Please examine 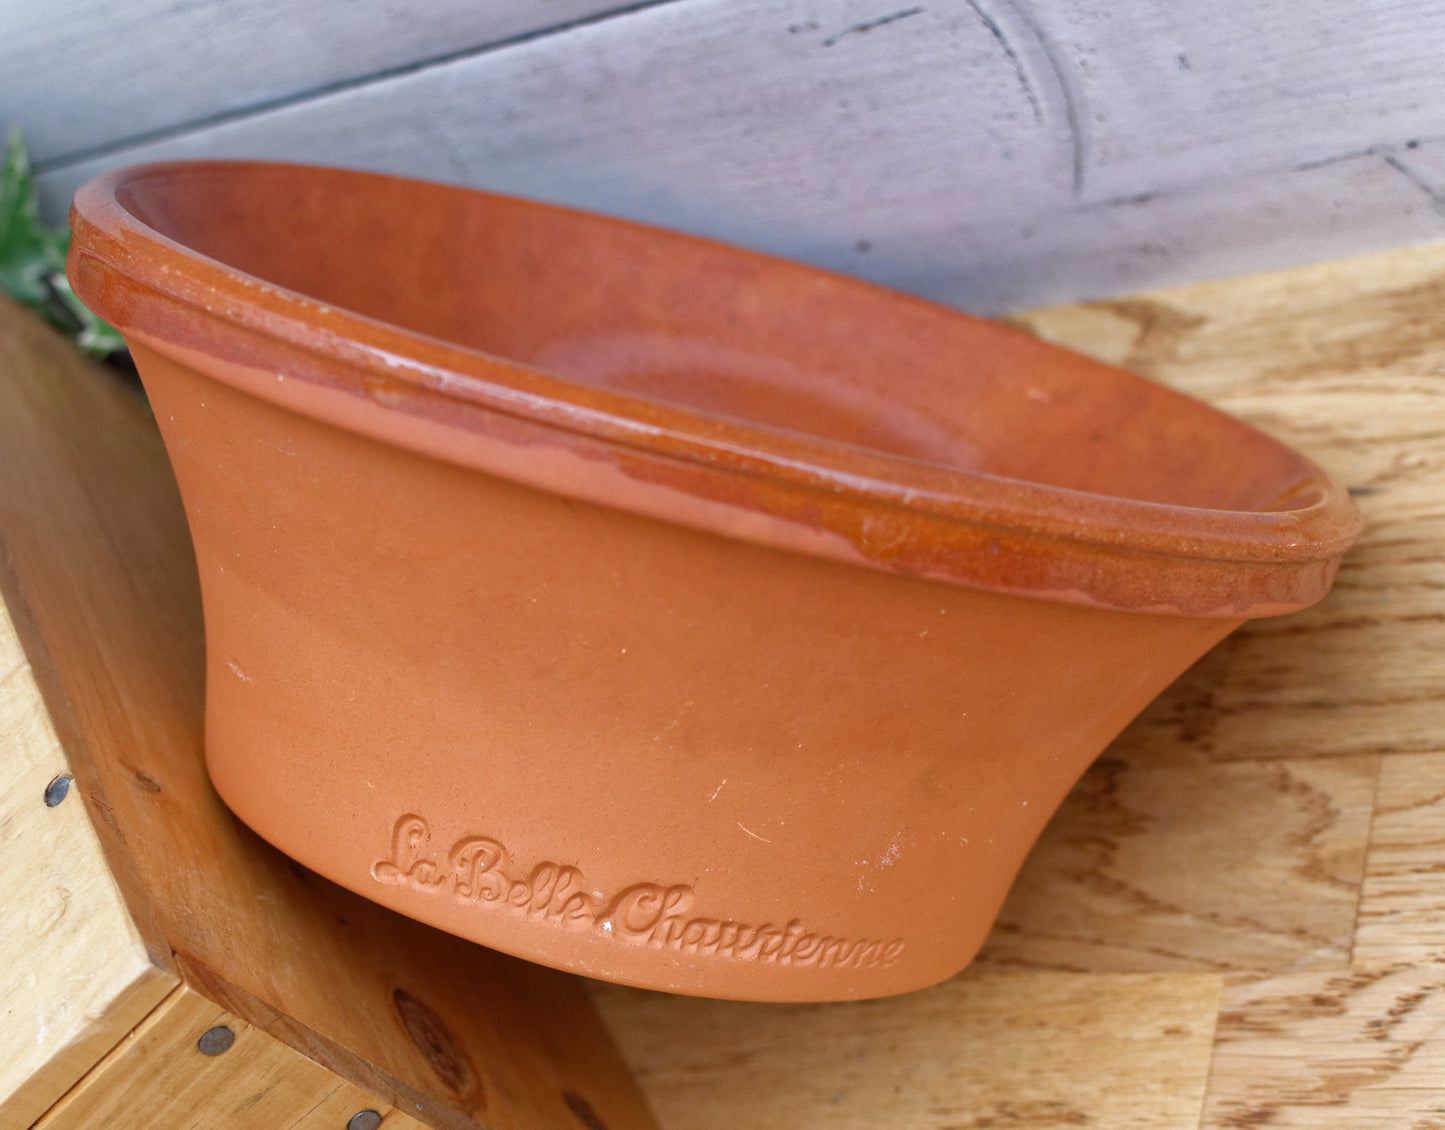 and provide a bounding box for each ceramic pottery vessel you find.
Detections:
[69,162,1360,1001]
